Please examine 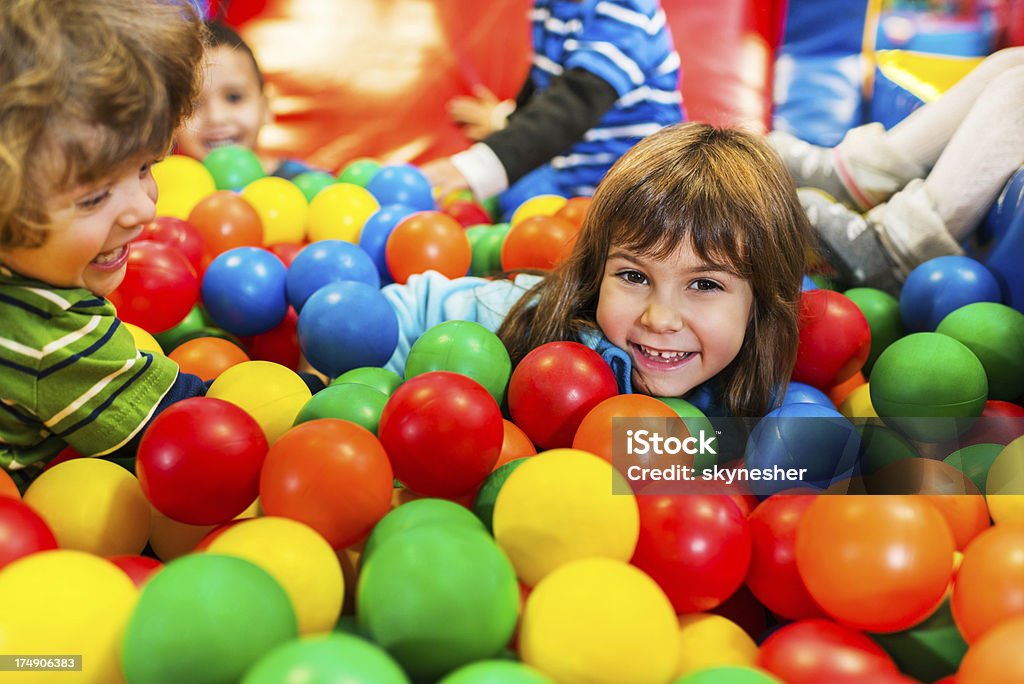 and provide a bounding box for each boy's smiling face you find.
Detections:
[175,45,270,161]
[0,155,158,296]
